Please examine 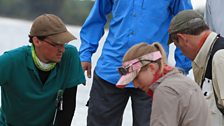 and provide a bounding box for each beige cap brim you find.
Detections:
[116,71,138,88]
[47,31,76,44]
